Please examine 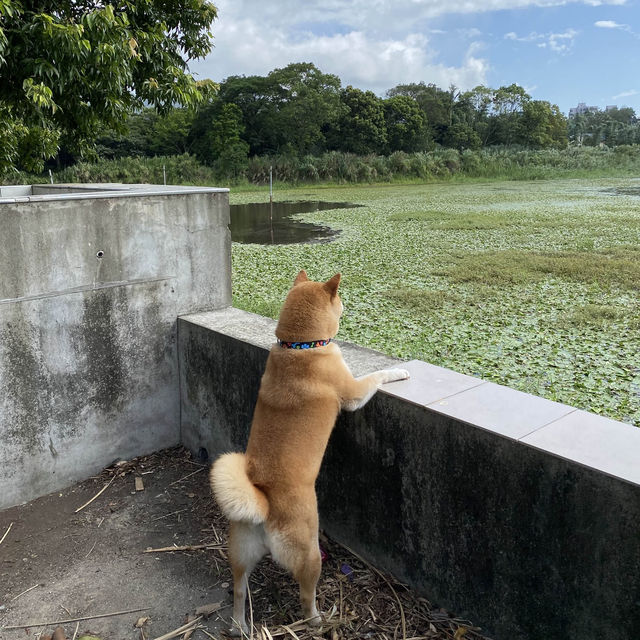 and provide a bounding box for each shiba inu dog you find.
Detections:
[210,270,409,635]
